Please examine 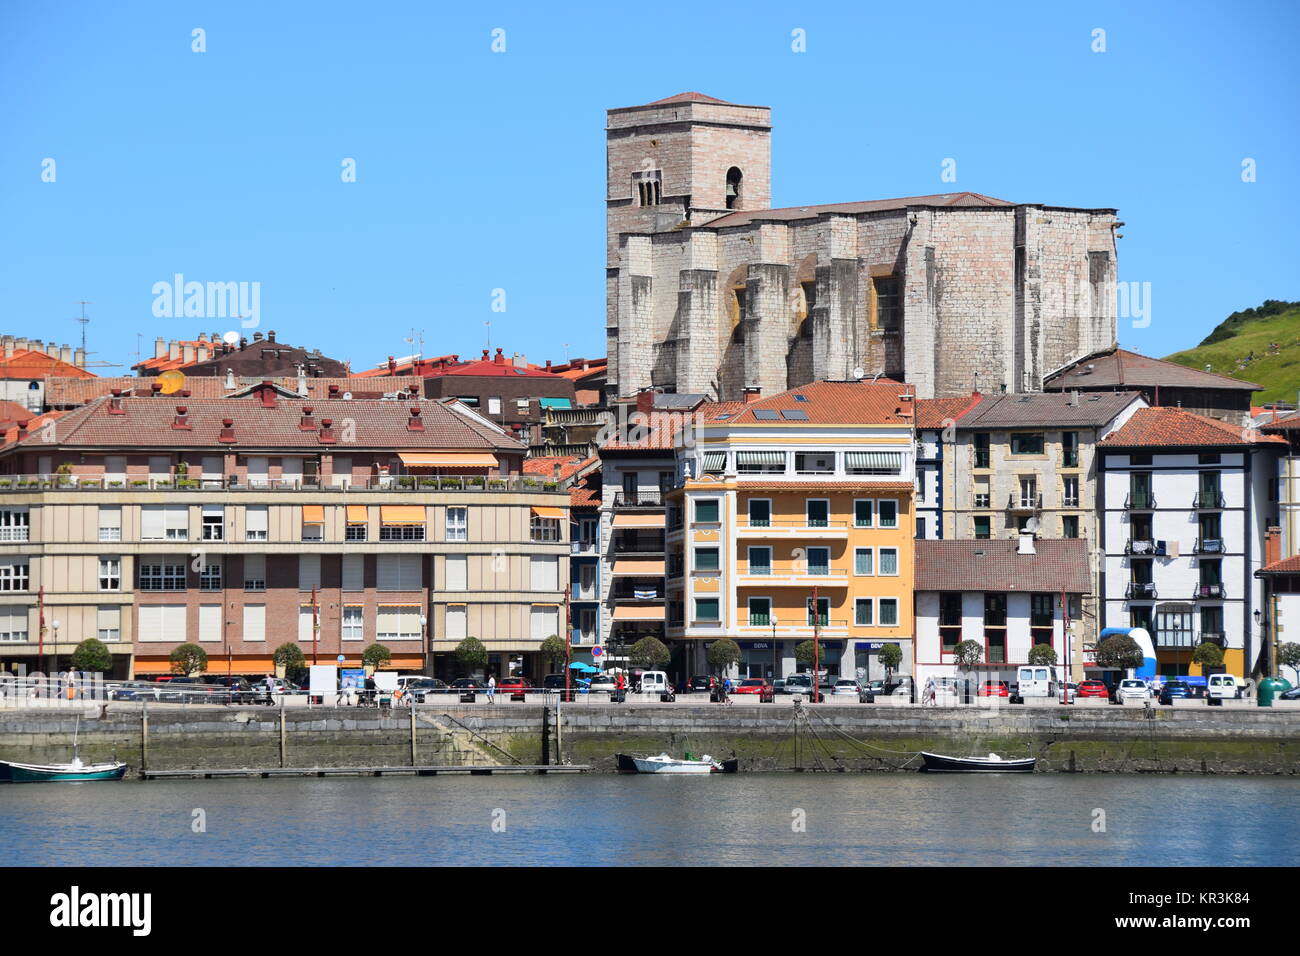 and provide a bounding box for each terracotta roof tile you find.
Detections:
[0,350,95,380]
[1100,406,1285,448]
[1045,347,1261,392]
[523,455,598,481]
[916,539,1091,592]
[1259,555,1300,575]
[700,381,917,427]
[915,393,983,429]
[44,375,424,407]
